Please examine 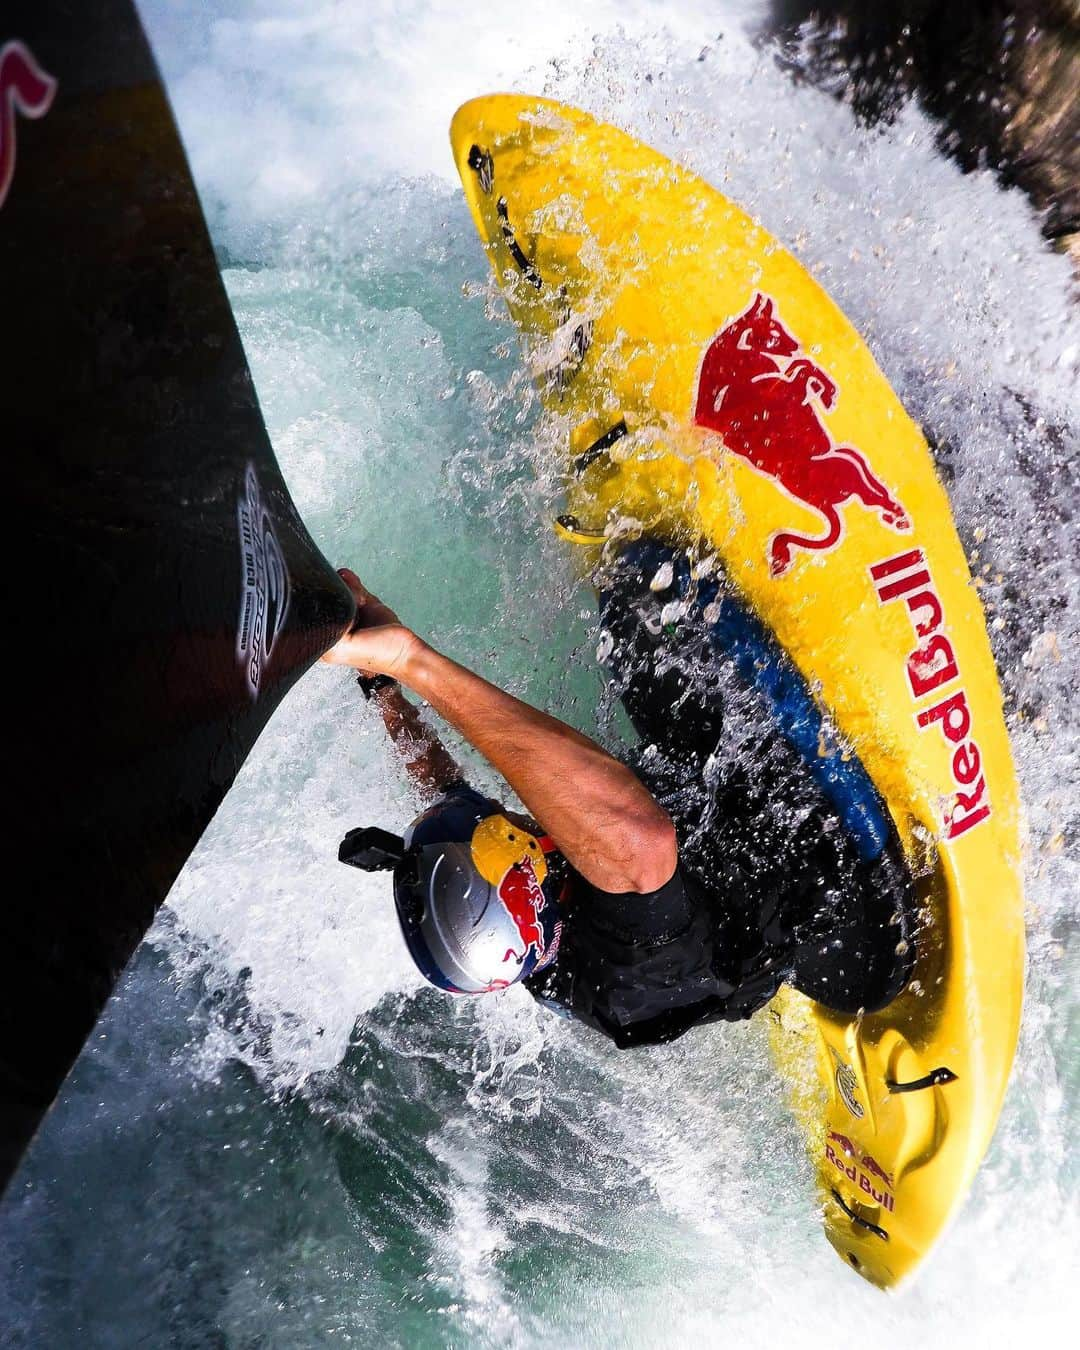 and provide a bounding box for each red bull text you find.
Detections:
[871,549,992,839]
[694,292,909,576]
[0,41,57,211]
[825,1132,896,1210]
